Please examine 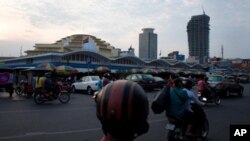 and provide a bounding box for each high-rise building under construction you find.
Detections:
[187,13,210,64]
